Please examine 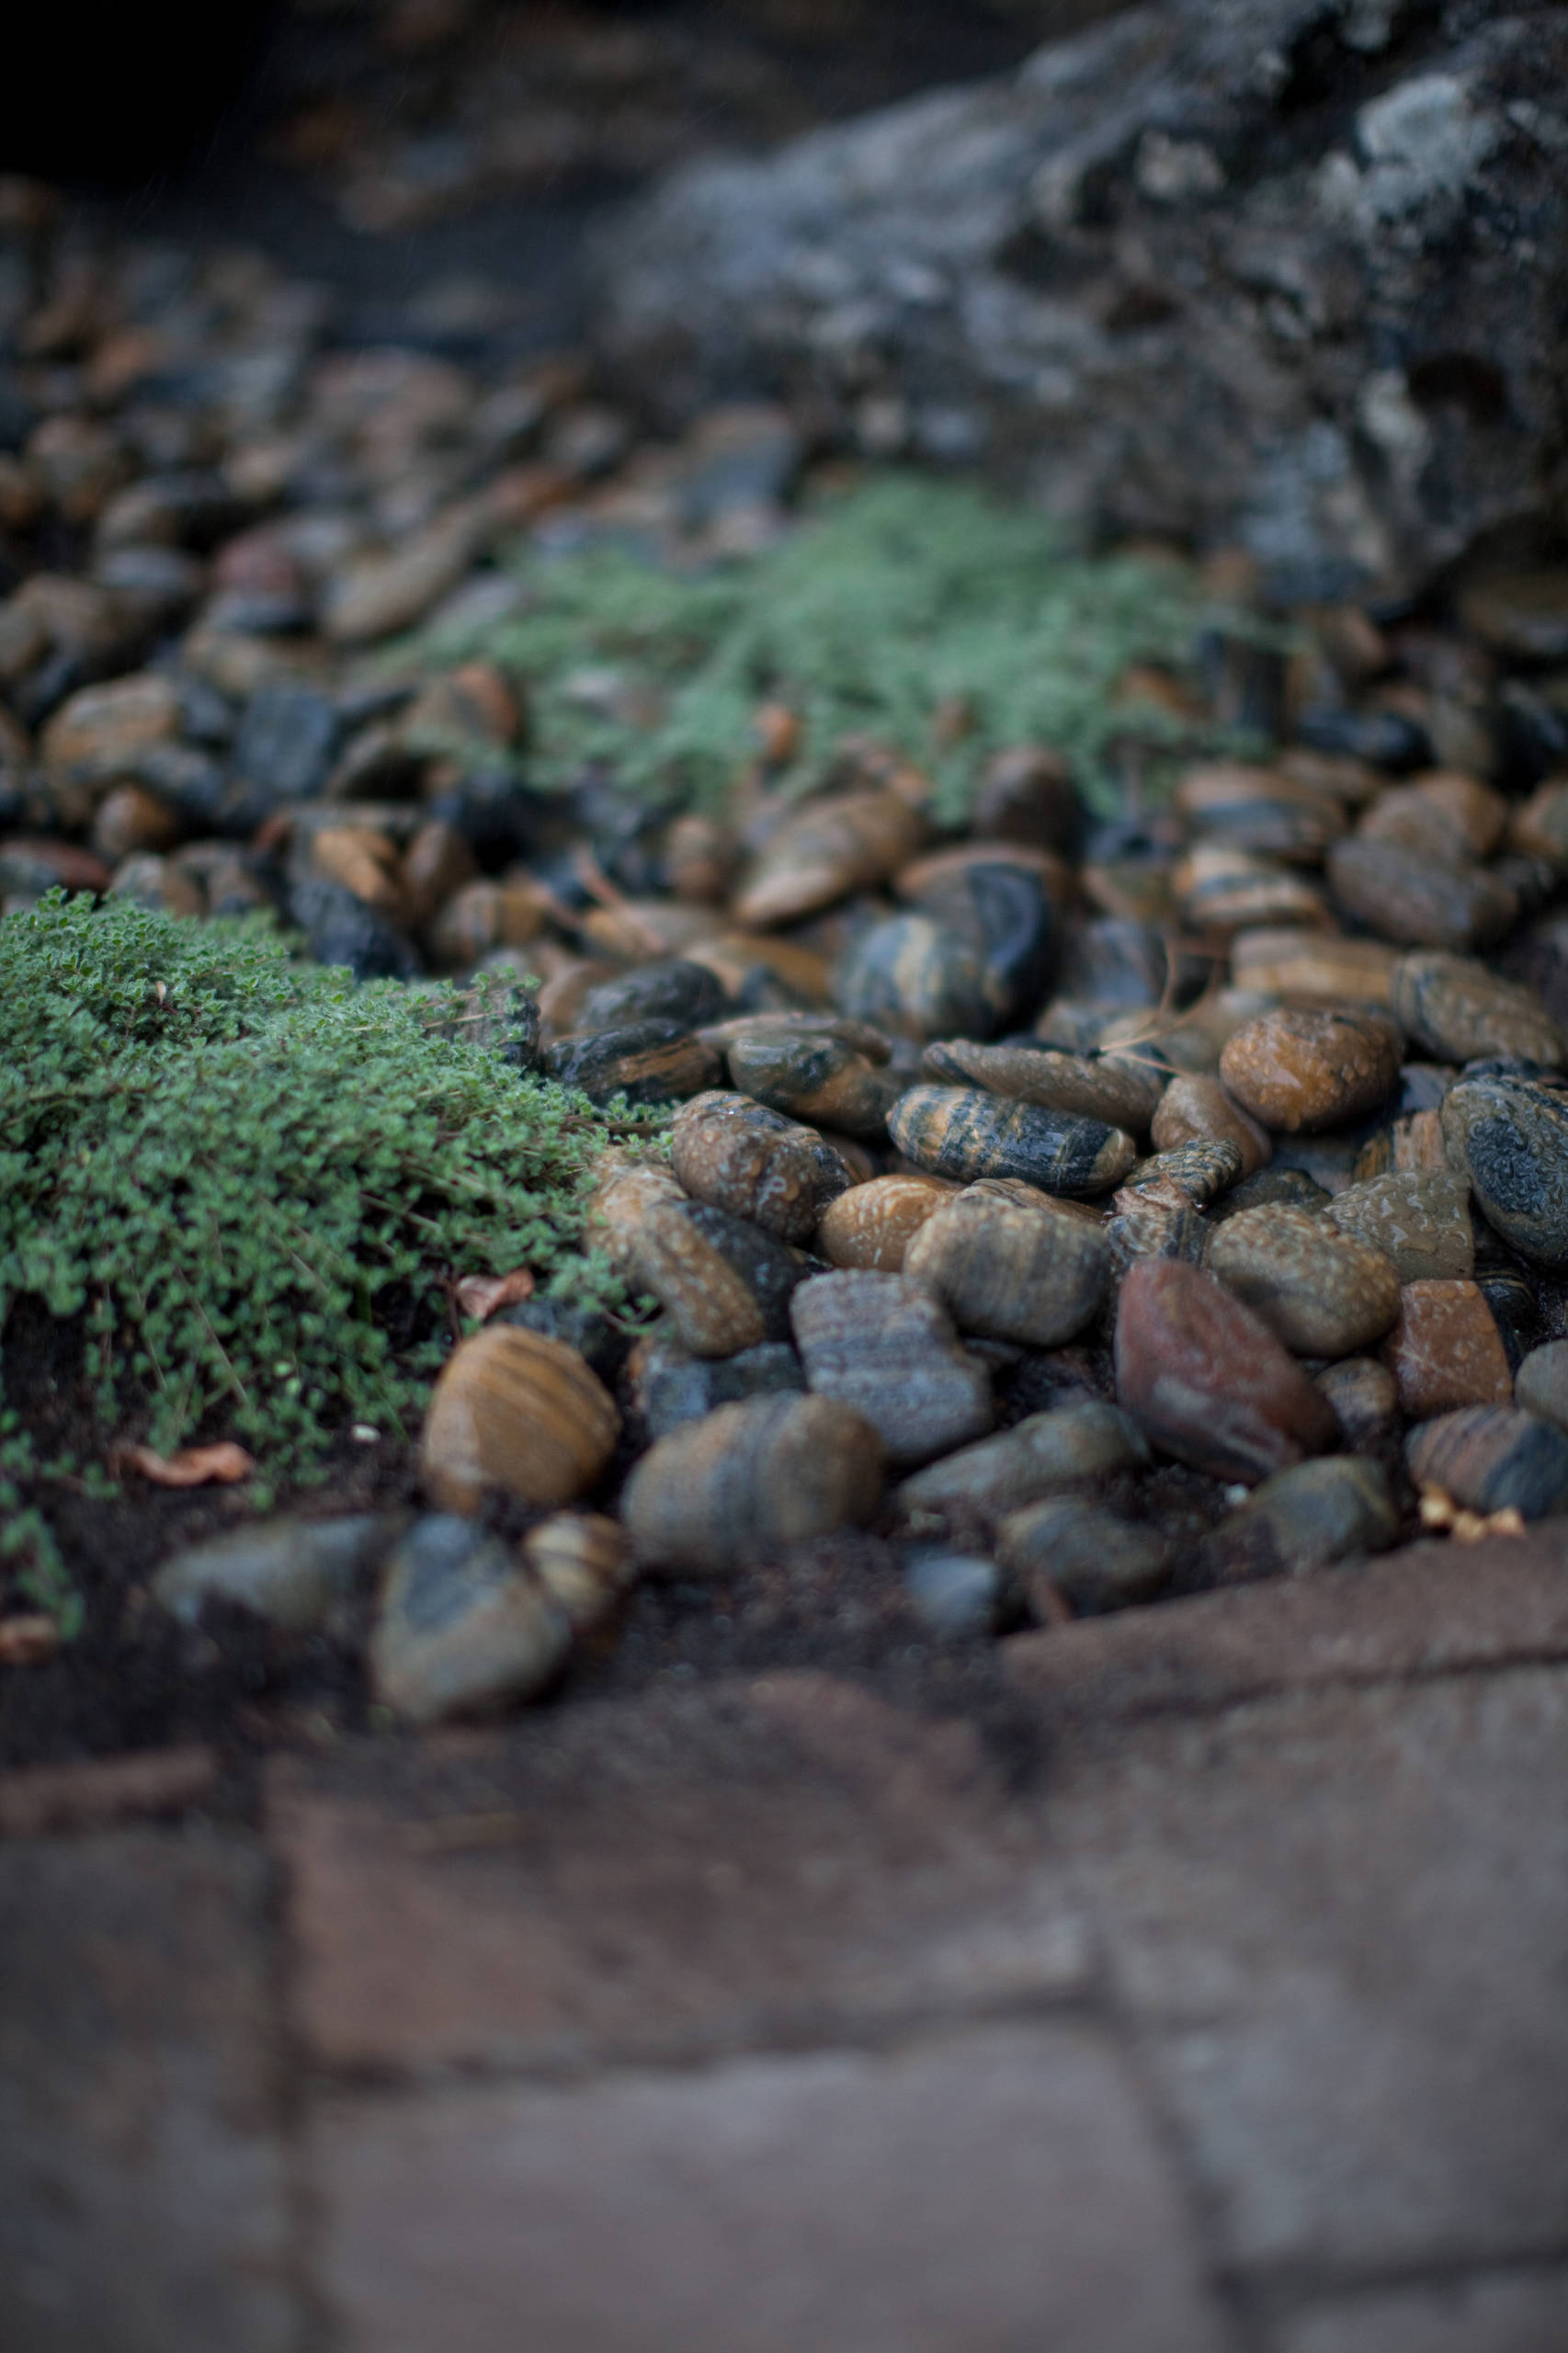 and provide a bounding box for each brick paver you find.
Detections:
[268,1671,1090,2076]
[1002,1526,1568,1725]
[1047,1668,1568,2288]
[0,1828,298,2353]
[309,2021,1231,2353]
